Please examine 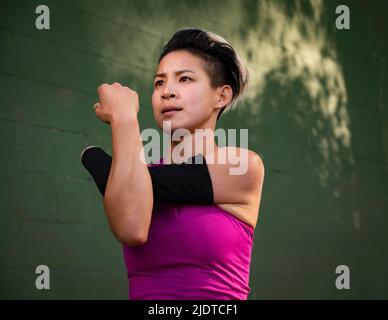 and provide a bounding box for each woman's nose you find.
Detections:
[161,83,176,99]
[162,92,176,99]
